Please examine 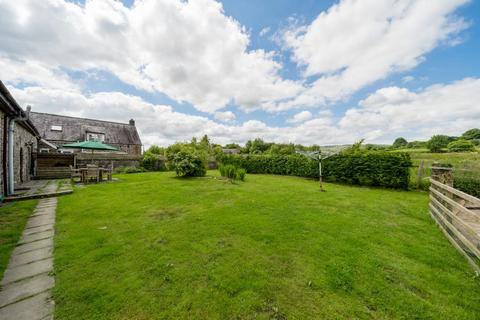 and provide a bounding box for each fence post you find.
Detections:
[431,162,454,186]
